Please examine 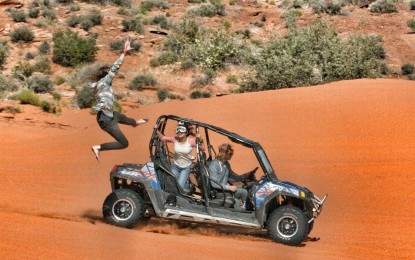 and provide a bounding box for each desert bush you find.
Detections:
[407,19,415,32]
[41,8,56,20]
[226,74,238,84]
[0,40,9,69]
[280,9,302,29]
[401,63,414,75]
[140,0,170,11]
[80,19,94,31]
[38,41,50,54]
[410,0,415,10]
[13,61,34,80]
[189,90,211,99]
[191,72,214,88]
[368,0,397,13]
[27,75,53,93]
[28,8,40,18]
[151,15,171,29]
[157,88,170,102]
[109,38,141,53]
[310,0,342,15]
[0,75,19,93]
[14,89,40,106]
[33,56,51,74]
[75,85,95,108]
[52,29,97,67]
[279,0,304,8]
[11,10,27,22]
[150,51,178,67]
[187,0,226,17]
[39,100,60,113]
[79,0,108,4]
[69,4,80,11]
[56,0,74,3]
[240,20,387,92]
[24,51,36,60]
[122,17,144,34]
[54,76,66,85]
[87,9,103,26]
[129,74,157,91]
[110,0,132,7]
[10,26,34,43]
[67,15,81,27]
